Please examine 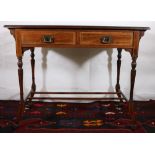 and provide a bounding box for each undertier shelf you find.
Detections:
[26,91,128,102]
